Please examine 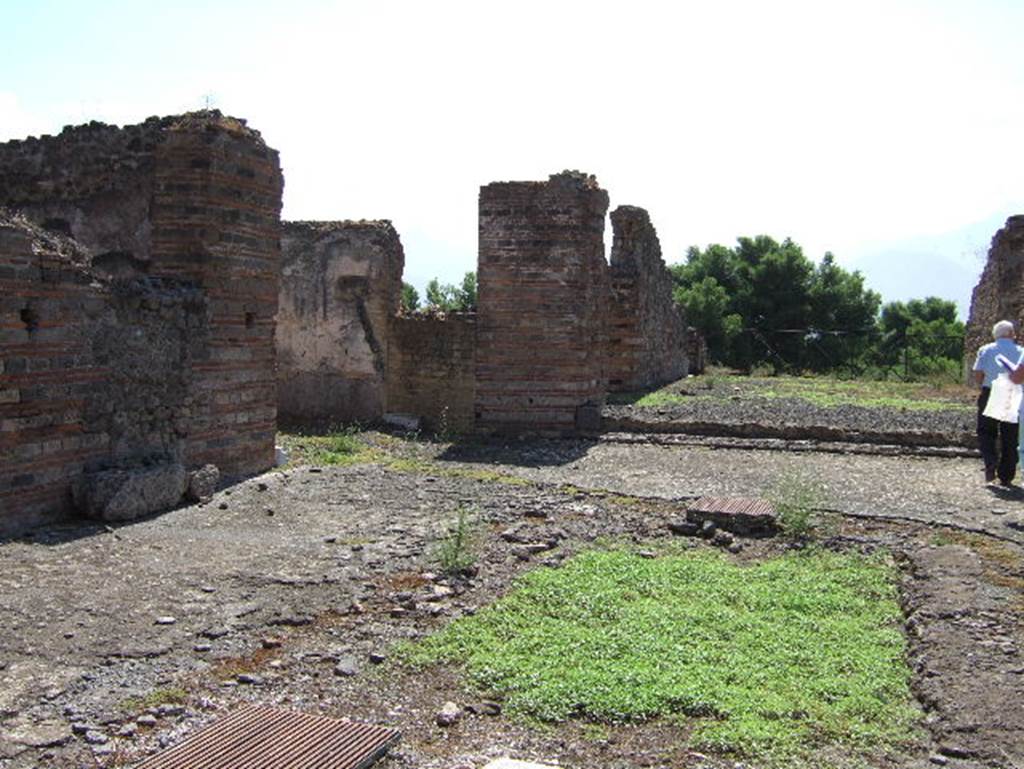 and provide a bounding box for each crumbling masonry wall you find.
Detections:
[387,313,476,432]
[277,221,403,426]
[0,214,207,532]
[966,216,1024,372]
[0,113,282,533]
[607,205,688,390]
[476,172,610,434]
